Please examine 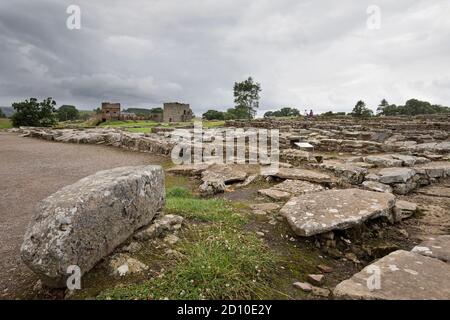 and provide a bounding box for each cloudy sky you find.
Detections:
[0,0,449,116]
